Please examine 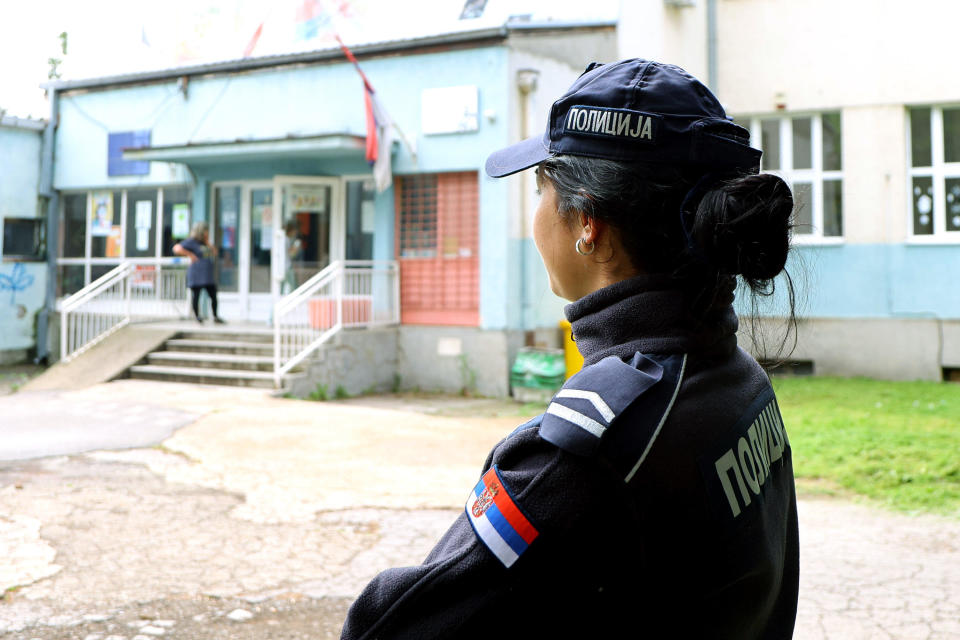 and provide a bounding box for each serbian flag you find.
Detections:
[339,35,395,192]
[465,466,539,568]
